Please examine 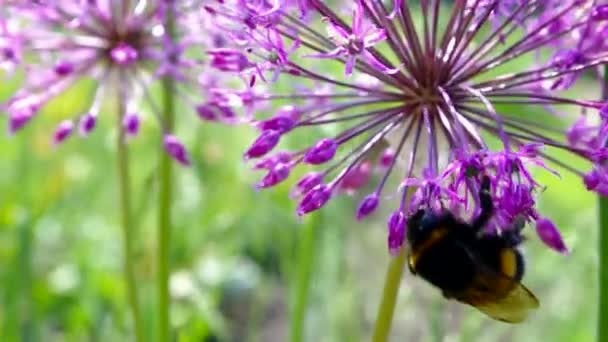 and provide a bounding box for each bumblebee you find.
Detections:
[406,176,539,323]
